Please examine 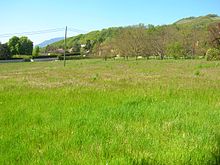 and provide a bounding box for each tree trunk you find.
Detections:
[160,54,164,60]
